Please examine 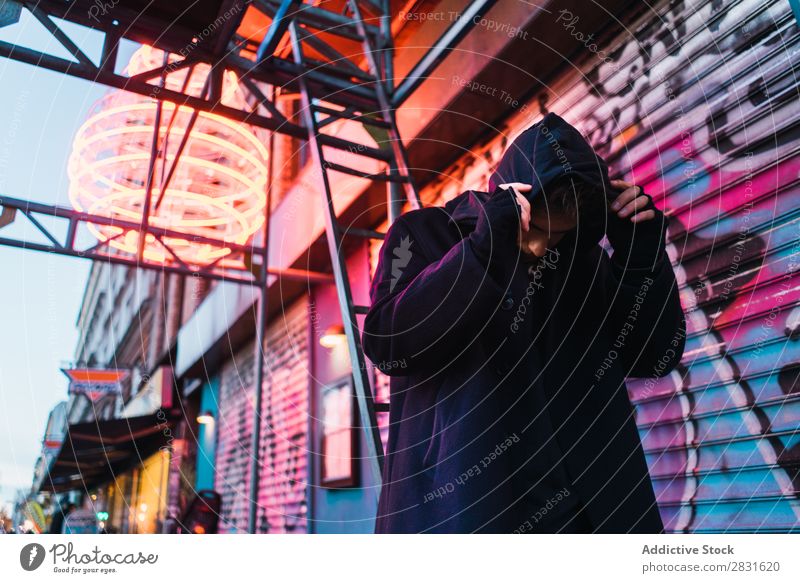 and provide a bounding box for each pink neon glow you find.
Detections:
[68,45,269,266]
